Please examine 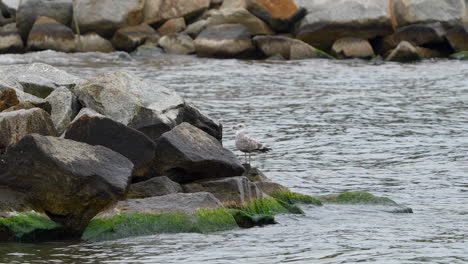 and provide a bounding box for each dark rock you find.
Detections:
[229,209,276,228]
[331,37,374,59]
[64,110,157,179]
[380,23,446,53]
[112,23,159,52]
[446,24,468,52]
[0,186,32,212]
[243,166,269,182]
[246,0,304,32]
[386,41,422,62]
[153,122,244,183]
[144,0,210,25]
[127,176,183,198]
[0,134,133,233]
[0,23,24,53]
[194,24,254,58]
[27,16,75,52]
[0,88,19,112]
[158,33,195,54]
